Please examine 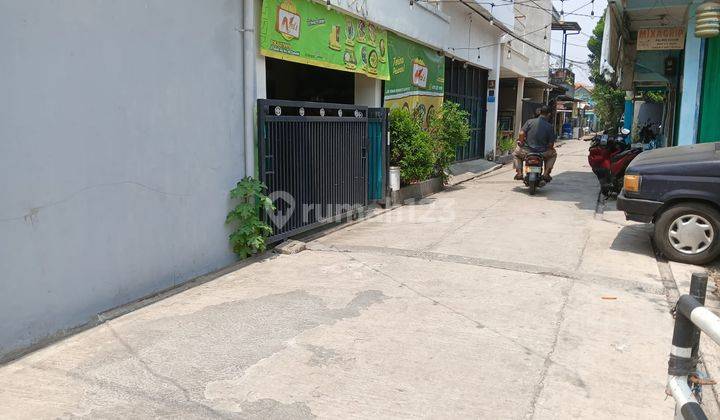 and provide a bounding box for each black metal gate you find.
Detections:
[444,57,489,161]
[258,99,369,242]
